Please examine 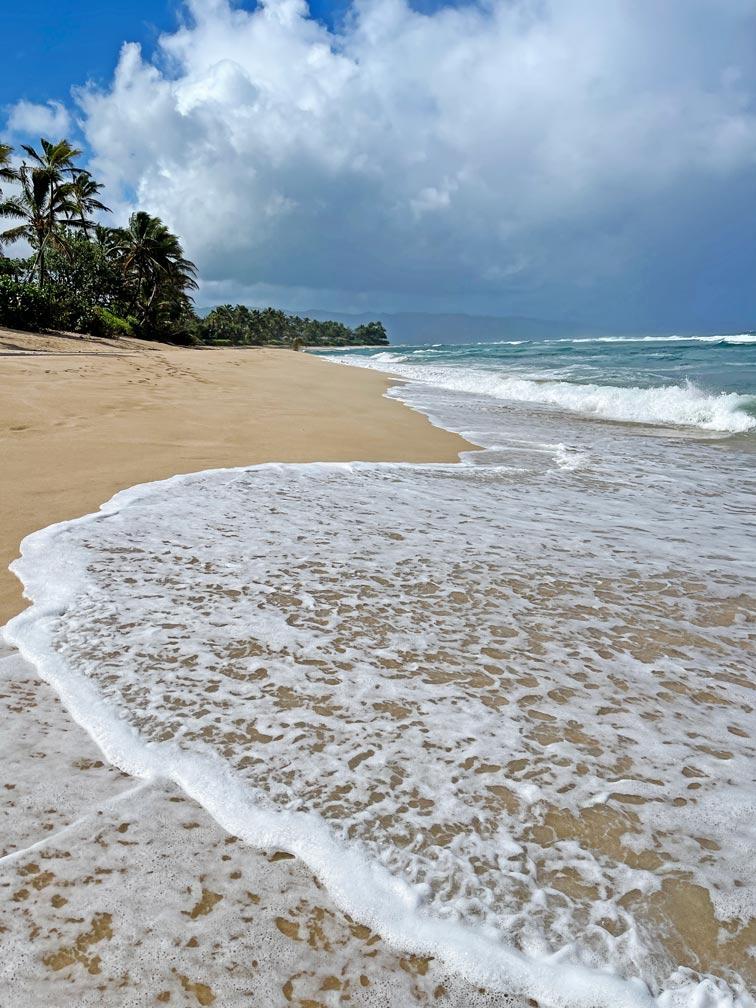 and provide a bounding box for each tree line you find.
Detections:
[197,304,387,347]
[0,138,388,347]
[0,138,198,342]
